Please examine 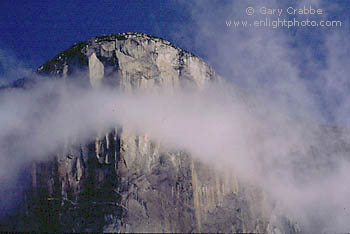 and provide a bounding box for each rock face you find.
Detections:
[15,33,298,233]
